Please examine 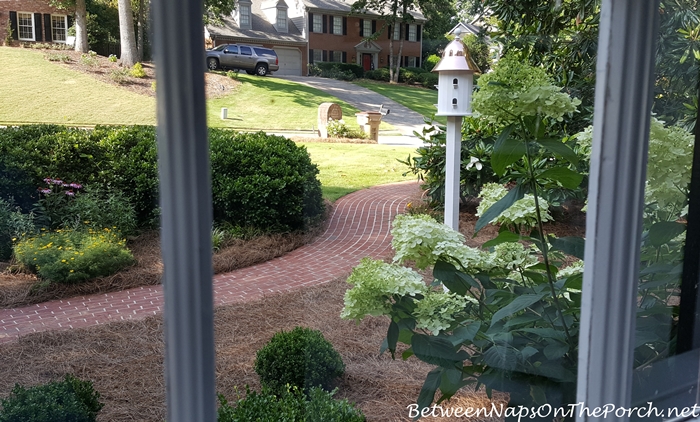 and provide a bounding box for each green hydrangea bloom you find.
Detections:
[472,54,581,124]
[391,214,465,269]
[476,183,551,229]
[558,260,584,278]
[493,242,539,271]
[432,241,495,274]
[340,258,426,321]
[413,290,469,335]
